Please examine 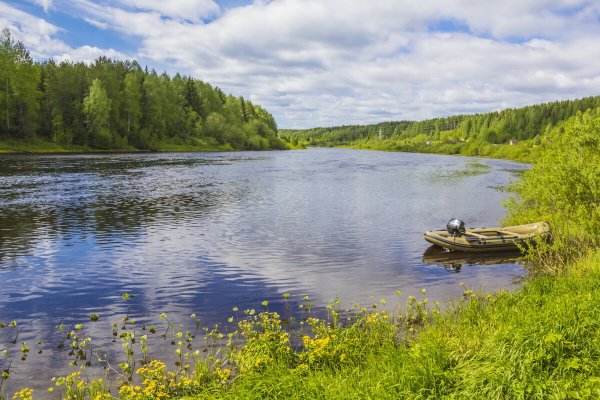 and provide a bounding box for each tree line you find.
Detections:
[0,28,286,151]
[281,96,600,149]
